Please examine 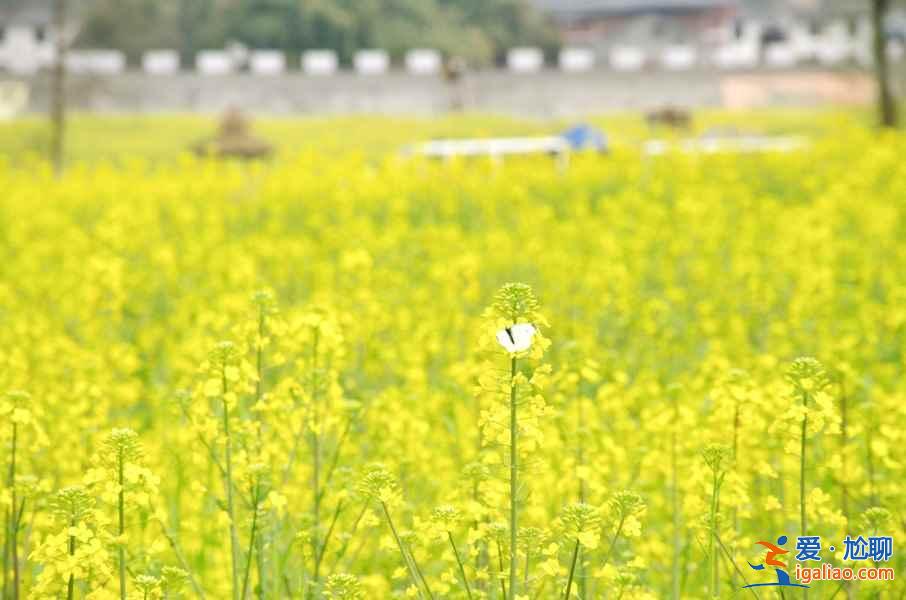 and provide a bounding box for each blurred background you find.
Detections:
[0,0,903,165]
